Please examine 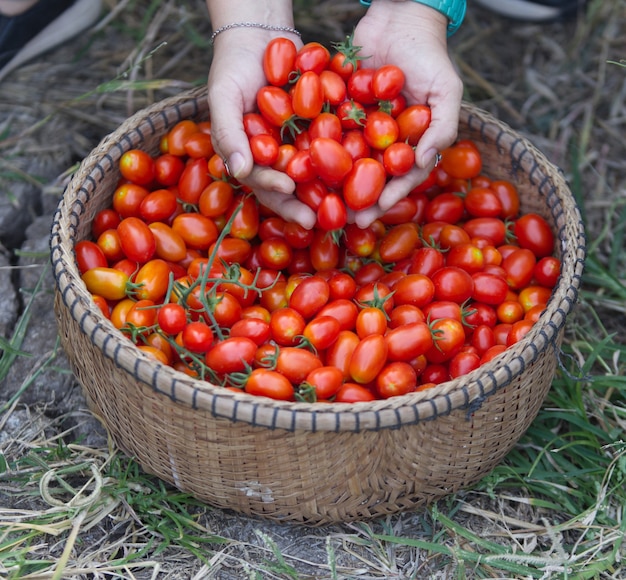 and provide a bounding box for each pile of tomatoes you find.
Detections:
[77,37,560,403]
